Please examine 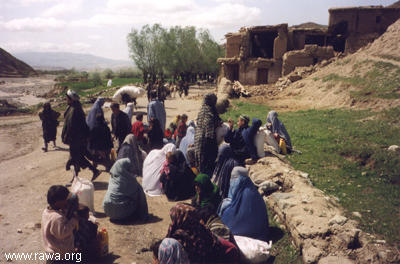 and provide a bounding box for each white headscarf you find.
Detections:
[123,102,134,122]
[142,143,176,196]
[67,89,80,101]
[178,126,195,162]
